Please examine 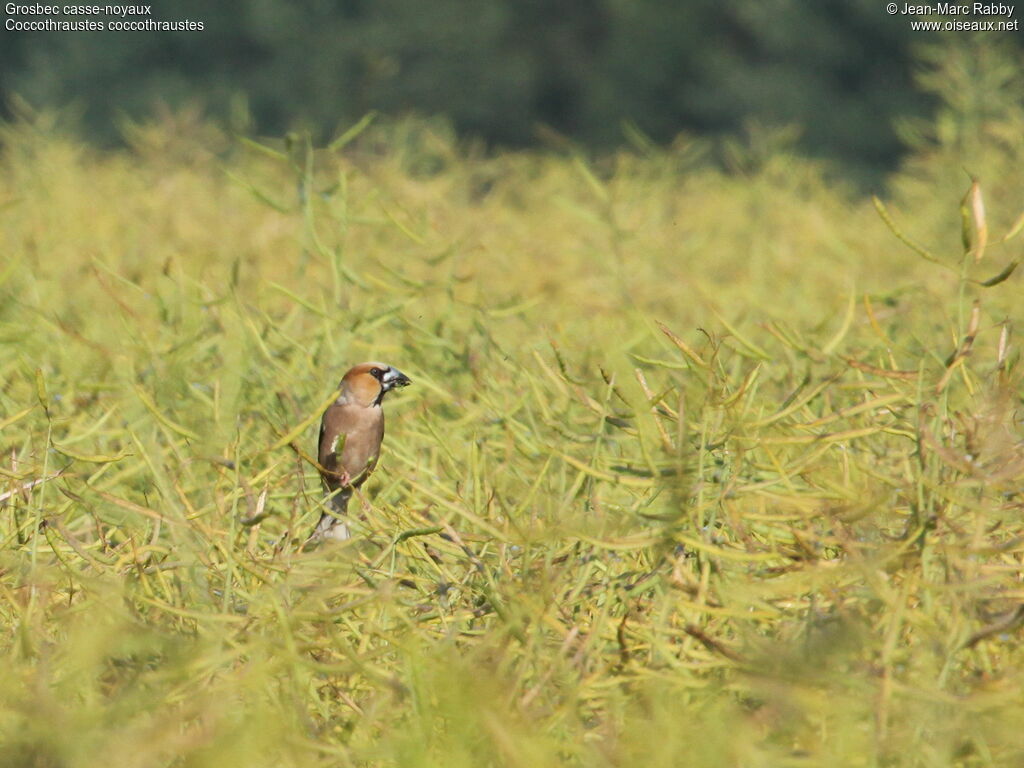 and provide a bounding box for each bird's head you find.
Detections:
[339,362,412,407]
